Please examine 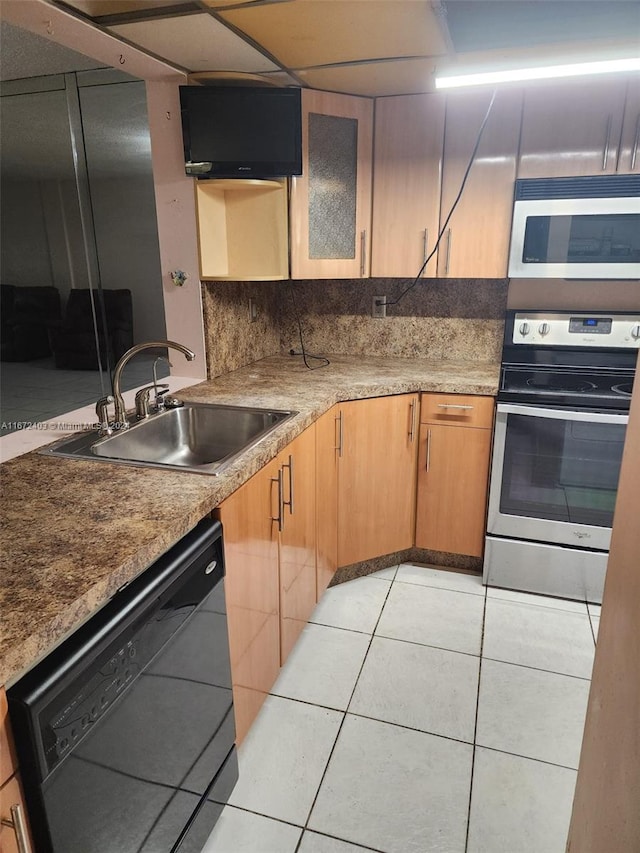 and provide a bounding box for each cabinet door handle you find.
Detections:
[631,114,640,171]
[425,428,431,473]
[437,403,474,410]
[335,410,344,457]
[271,470,284,532]
[360,230,367,277]
[422,228,428,264]
[409,399,417,442]
[2,804,33,853]
[602,114,612,171]
[282,454,294,515]
[444,229,452,275]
